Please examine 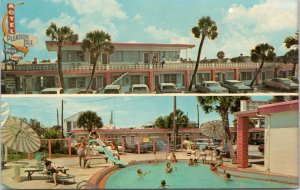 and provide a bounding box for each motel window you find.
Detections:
[67,122,72,132]
[131,75,140,84]
[240,71,253,80]
[43,76,55,88]
[73,121,77,129]
[76,51,85,62]
[164,74,177,84]
[144,53,149,64]
[197,73,210,83]
[110,51,123,62]
[68,77,85,88]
